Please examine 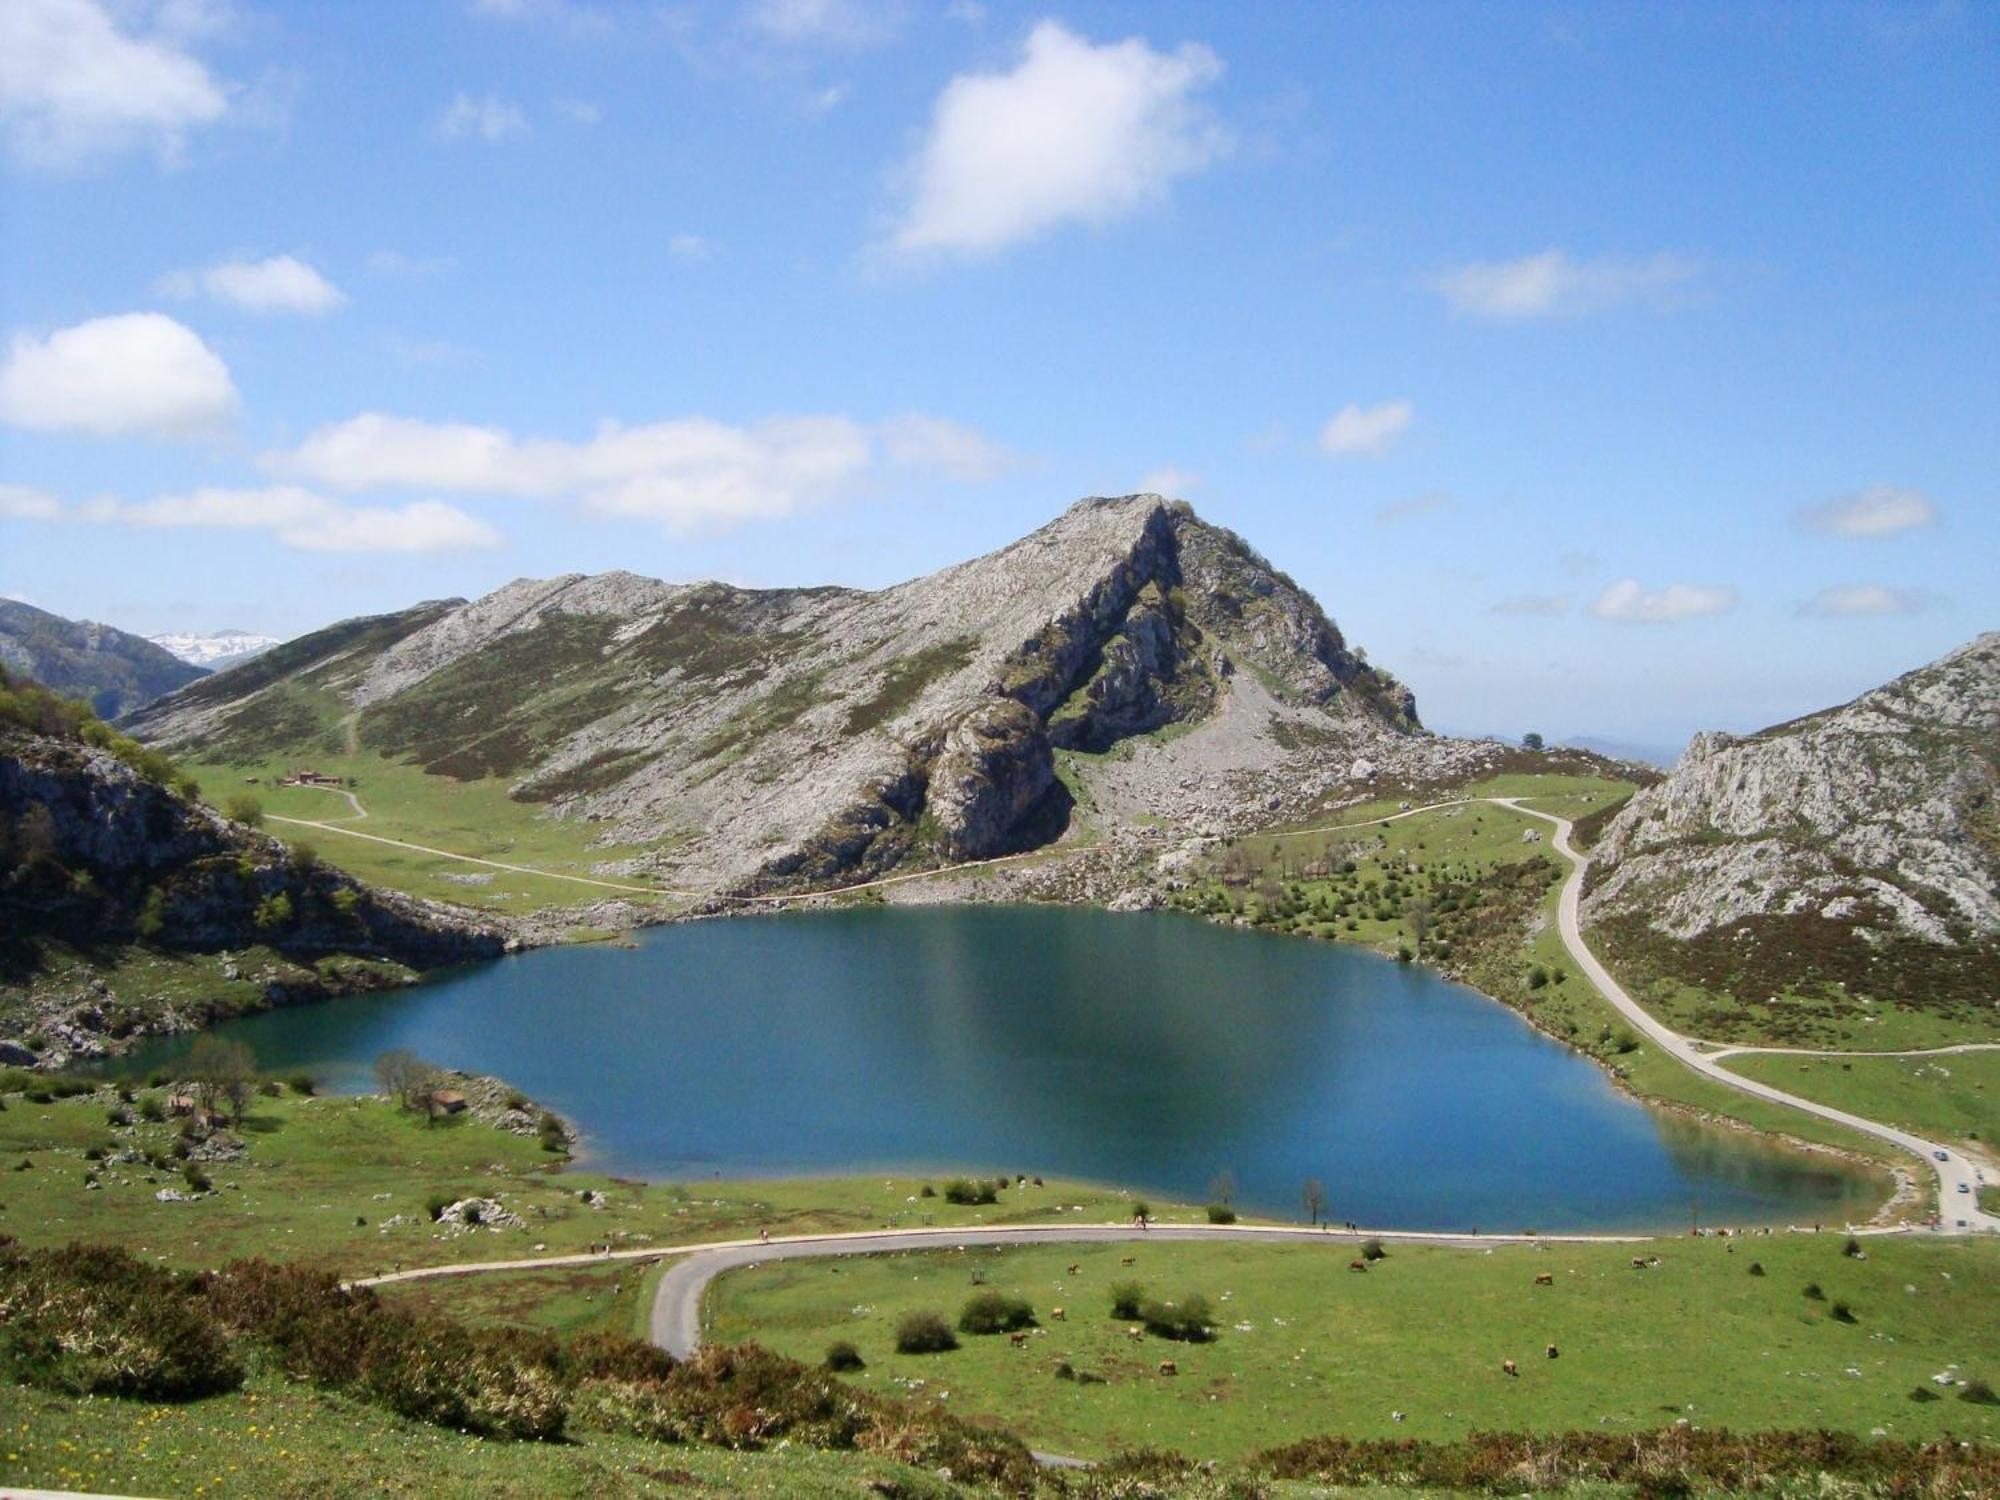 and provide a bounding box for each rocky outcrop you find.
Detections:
[1584,632,2000,947]
[128,496,1427,896]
